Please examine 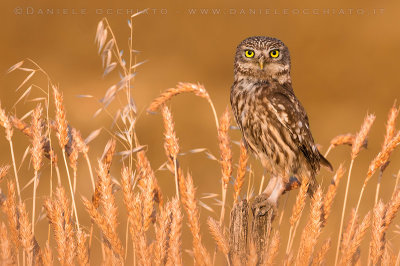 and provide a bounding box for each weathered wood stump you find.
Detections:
[228,195,275,265]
